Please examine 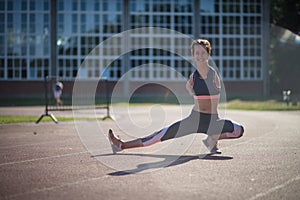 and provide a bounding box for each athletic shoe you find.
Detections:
[202,139,222,154]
